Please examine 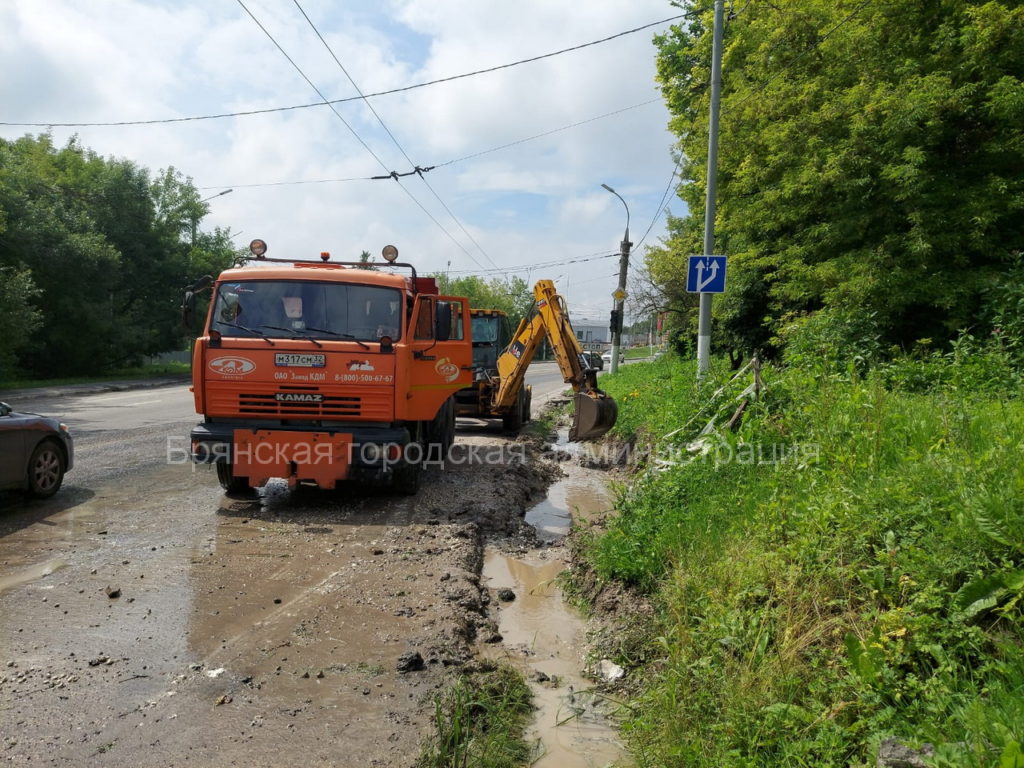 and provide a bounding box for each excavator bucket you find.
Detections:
[569,391,618,442]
